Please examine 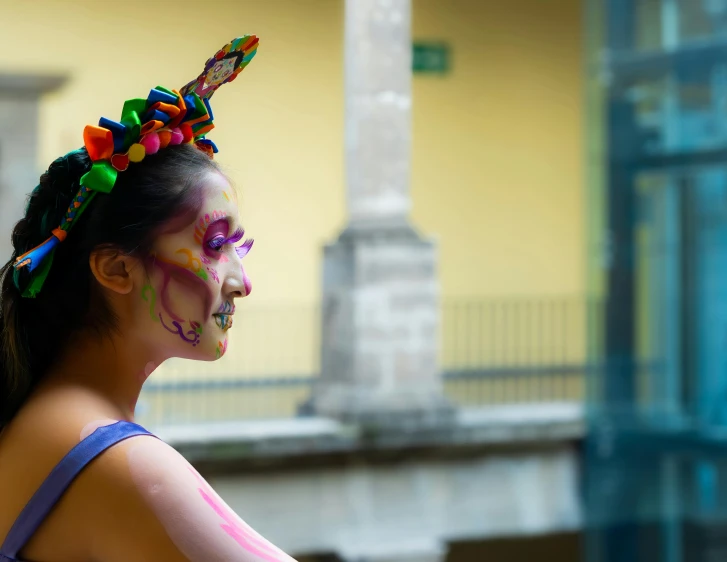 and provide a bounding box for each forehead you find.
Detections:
[158,171,238,237]
[198,171,237,211]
